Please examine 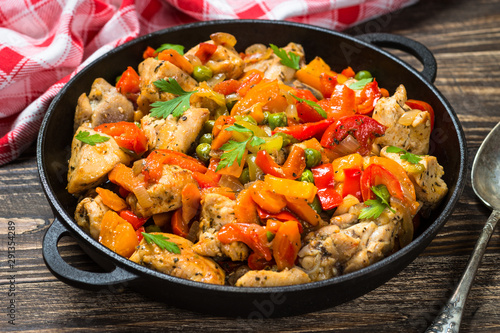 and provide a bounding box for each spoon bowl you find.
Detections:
[427,121,500,332]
